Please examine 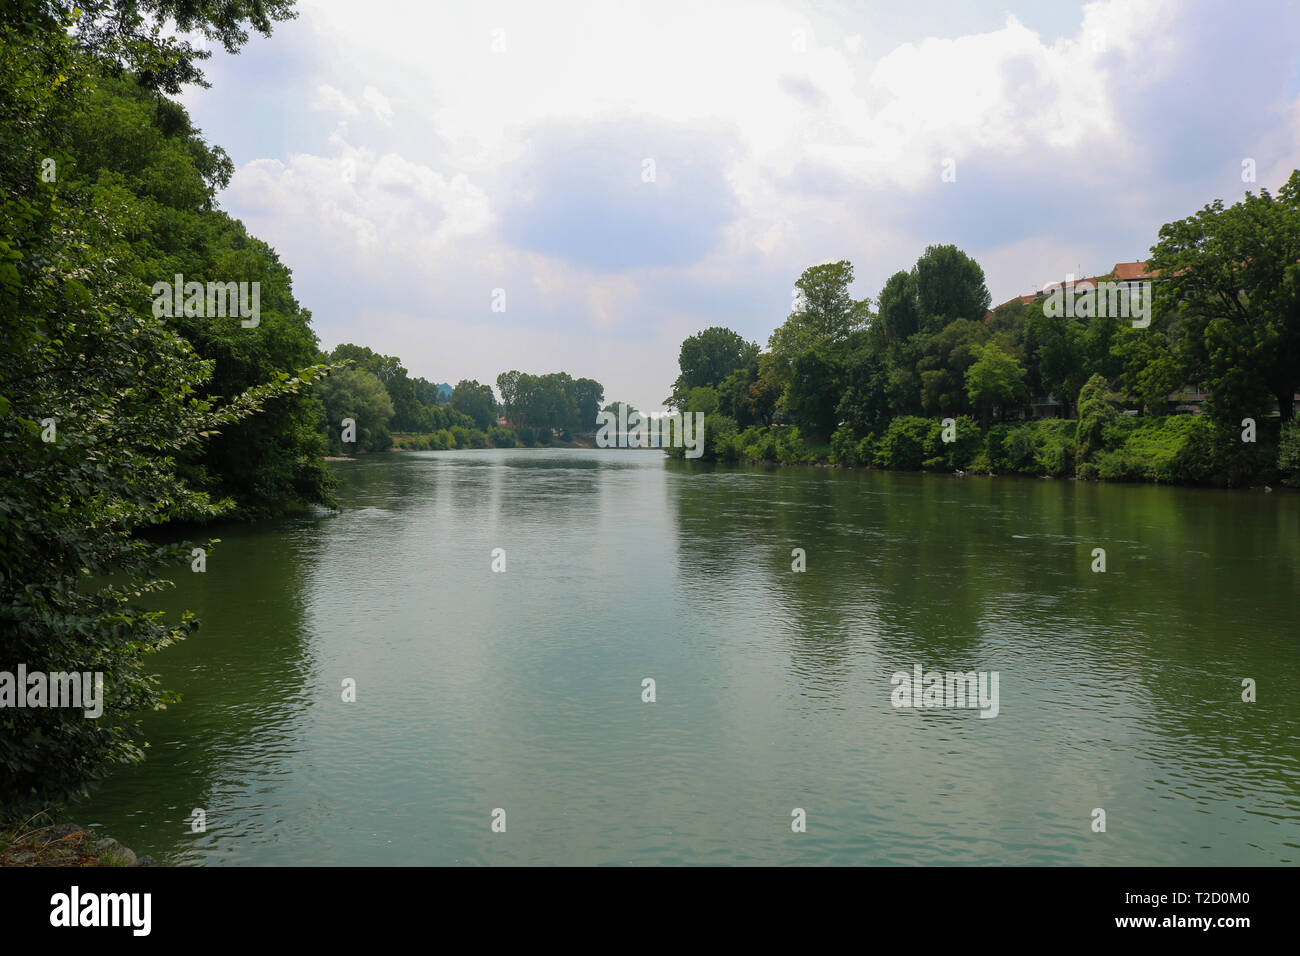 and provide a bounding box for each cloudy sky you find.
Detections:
[179,0,1300,412]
